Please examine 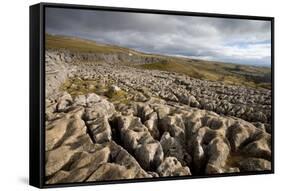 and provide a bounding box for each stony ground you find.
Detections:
[45,50,272,184]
